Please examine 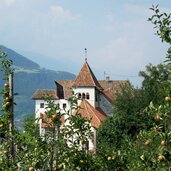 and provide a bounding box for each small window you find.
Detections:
[57,103,60,109]
[63,103,67,109]
[83,140,89,150]
[40,103,44,108]
[78,93,81,99]
[86,93,90,100]
[82,93,85,99]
